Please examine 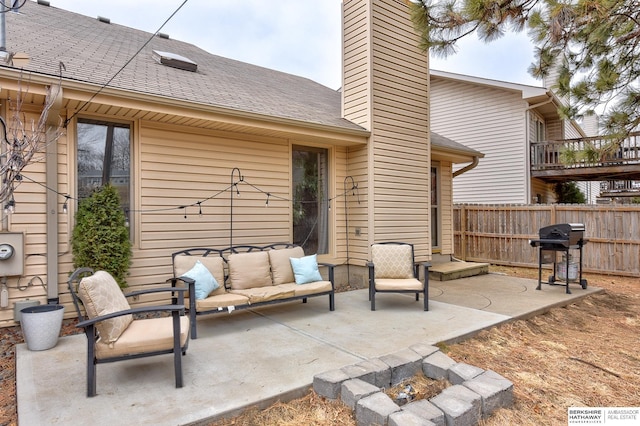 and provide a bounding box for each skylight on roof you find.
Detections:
[152,50,197,72]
